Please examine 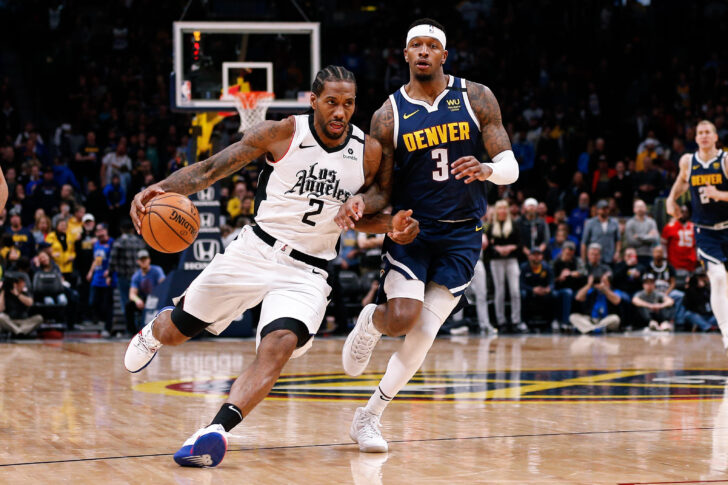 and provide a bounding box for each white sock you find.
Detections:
[706,262,728,348]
